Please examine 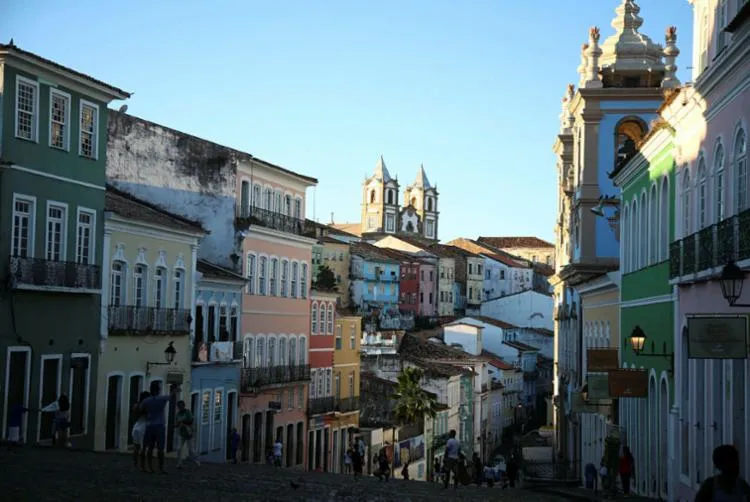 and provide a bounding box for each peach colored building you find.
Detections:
[236,157,317,468]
